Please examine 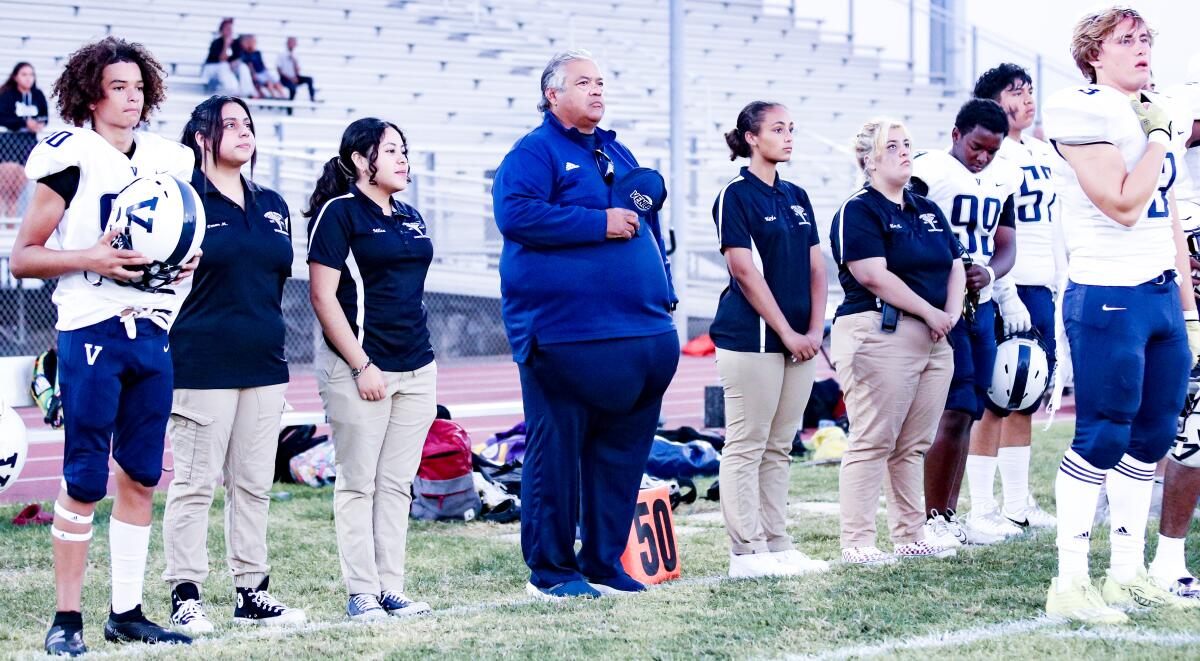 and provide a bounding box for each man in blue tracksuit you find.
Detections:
[492,49,679,600]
